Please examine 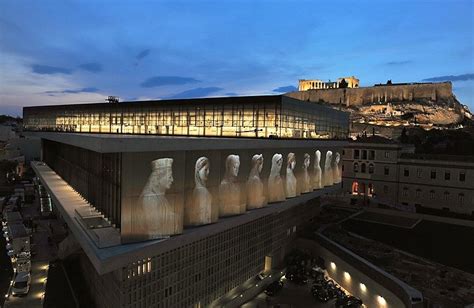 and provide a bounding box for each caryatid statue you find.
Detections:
[247,154,267,209]
[219,154,245,216]
[324,151,334,186]
[333,152,342,184]
[312,150,322,190]
[301,153,312,193]
[285,153,298,198]
[268,153,285,203]
[138,158,182,239]
[185,157,216,226]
